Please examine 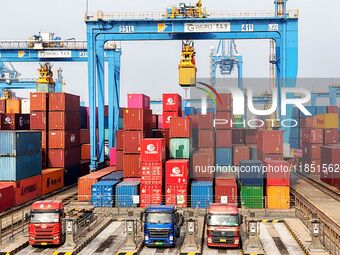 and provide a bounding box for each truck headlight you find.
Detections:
[29,237,35,240]
[235,238,239,244]
[207,237,212,243]
[169,235,173,241]
[53,236,59,240]
[145,235,149,241]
